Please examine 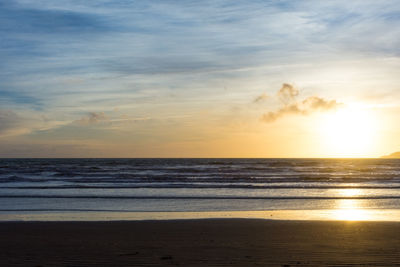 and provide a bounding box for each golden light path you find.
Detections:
[332,188,371,220]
